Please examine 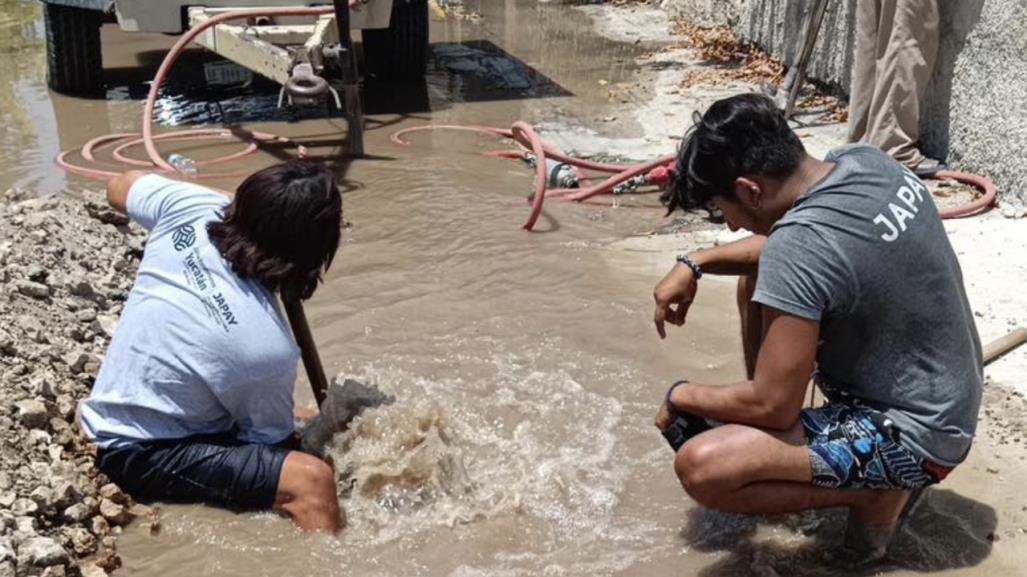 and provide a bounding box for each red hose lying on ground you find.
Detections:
[391,125,997,230]
[391,124,676,230]
[934,170,997,219]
